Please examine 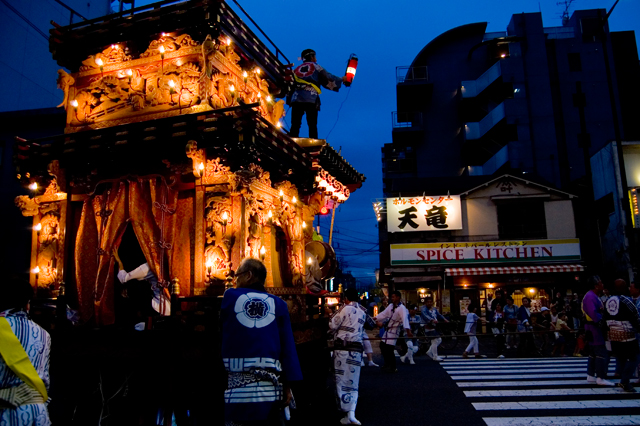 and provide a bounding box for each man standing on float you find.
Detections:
[288,49,346,139]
